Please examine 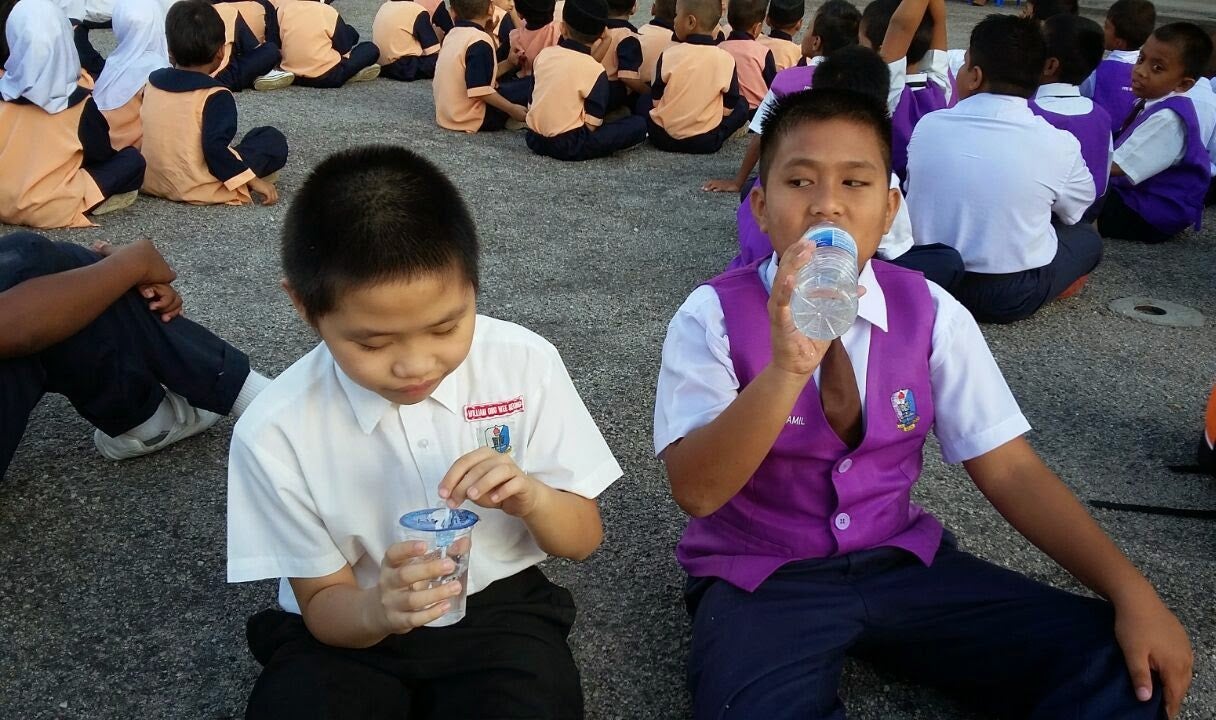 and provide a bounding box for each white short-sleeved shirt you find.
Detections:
[905,93,1094,274]
[227,316,623,614]
[1079,48,1139,98]
[1185,80,1216,175]
[1113,92,1189,185]
[887,50,952,113]
[945,48,966,79]
[749,55,825,134]
[653,256,1031,465]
